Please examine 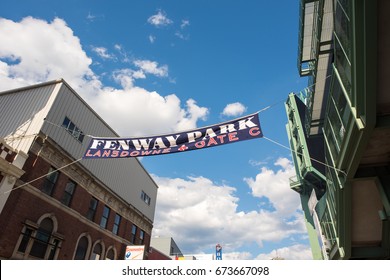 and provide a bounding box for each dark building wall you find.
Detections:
[0,150,151,260]
[0,187,24,257]
[148,247,171,260]
[0,184,126,259]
